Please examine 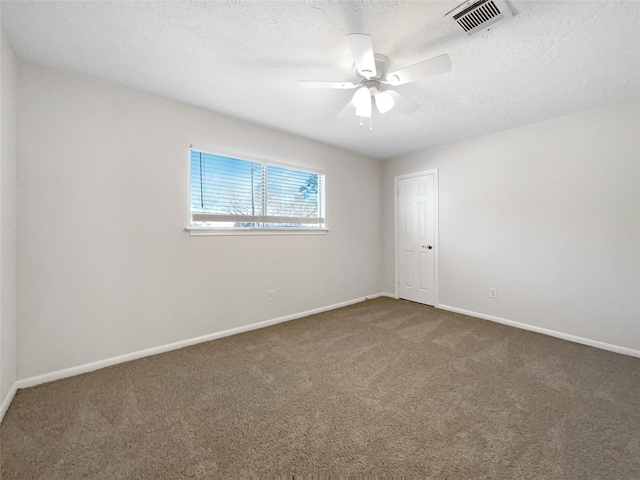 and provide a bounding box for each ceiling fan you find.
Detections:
[299,34,451,125]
